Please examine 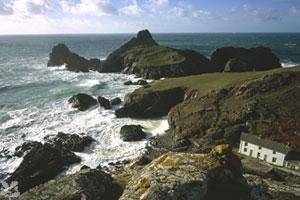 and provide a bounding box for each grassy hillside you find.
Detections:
[131,66,300,152]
